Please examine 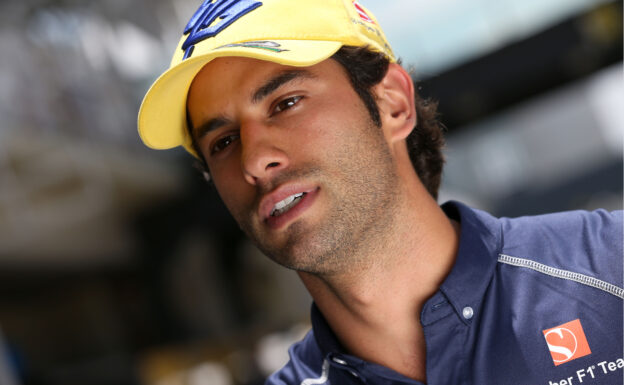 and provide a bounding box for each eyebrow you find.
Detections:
[192,115,231,140]
[191,69,316,140]
[251,69,315,104]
